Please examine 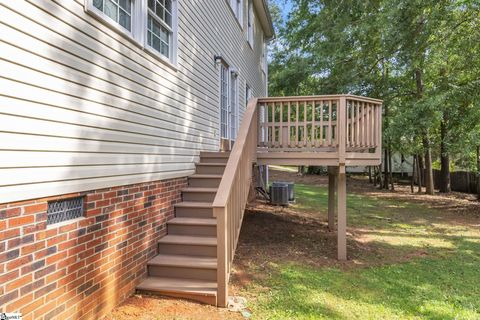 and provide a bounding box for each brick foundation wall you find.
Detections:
[0,177,187,320]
